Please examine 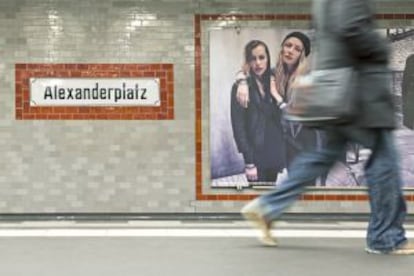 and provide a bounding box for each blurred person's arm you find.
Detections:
[331,0,389,62]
